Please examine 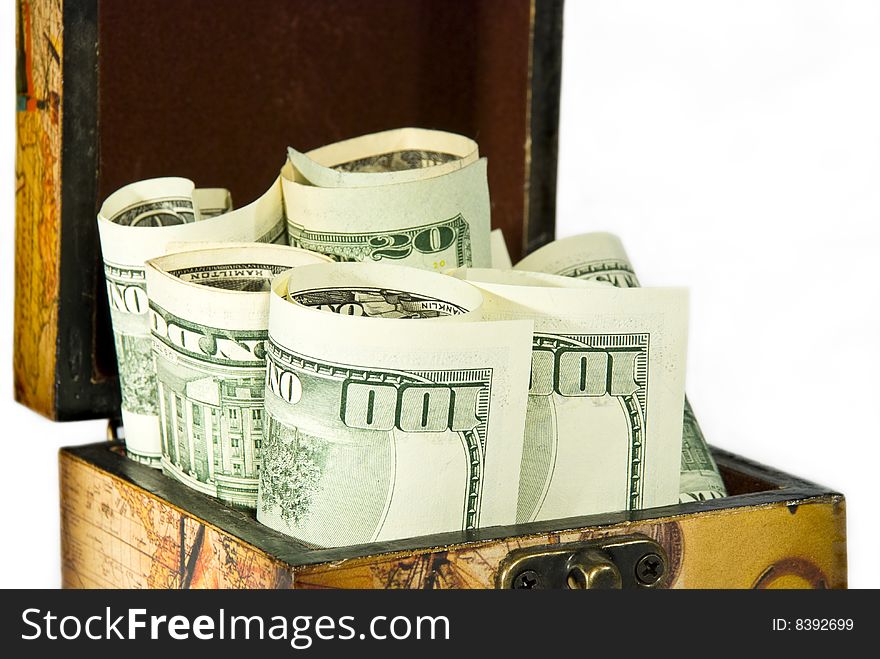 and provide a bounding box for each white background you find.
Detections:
[1,1,878,587]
